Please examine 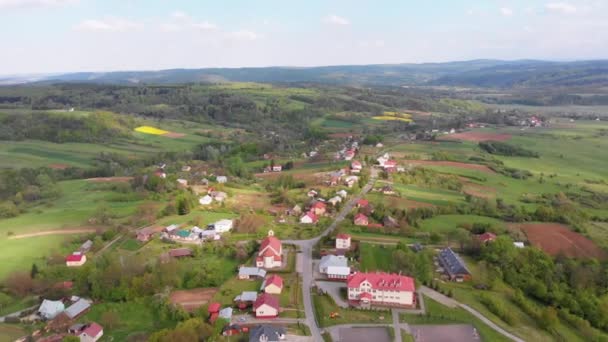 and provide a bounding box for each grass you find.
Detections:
[80,299,176,341]
[312,293,392,327]
[119,238,143,251]
[359,243,394,272]
[134,125,170,135]
[418,215,506,234]
[0,324,27,341]
[212,278,262,306]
